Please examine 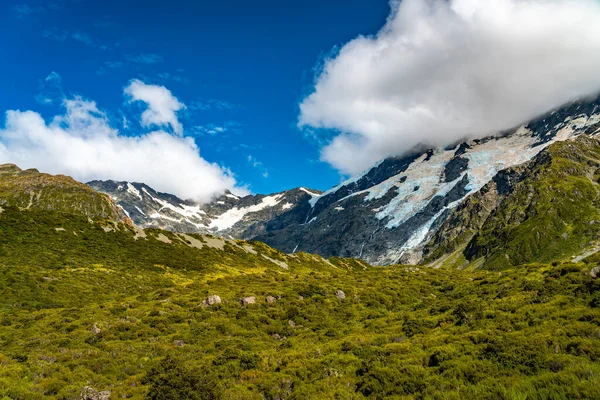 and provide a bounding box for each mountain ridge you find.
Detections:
[89,96,600,266]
